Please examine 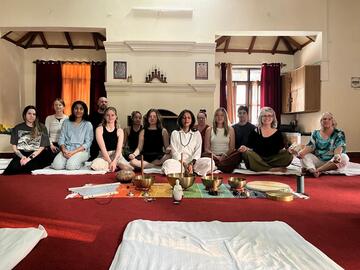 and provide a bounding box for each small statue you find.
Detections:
[172,179,183,204]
